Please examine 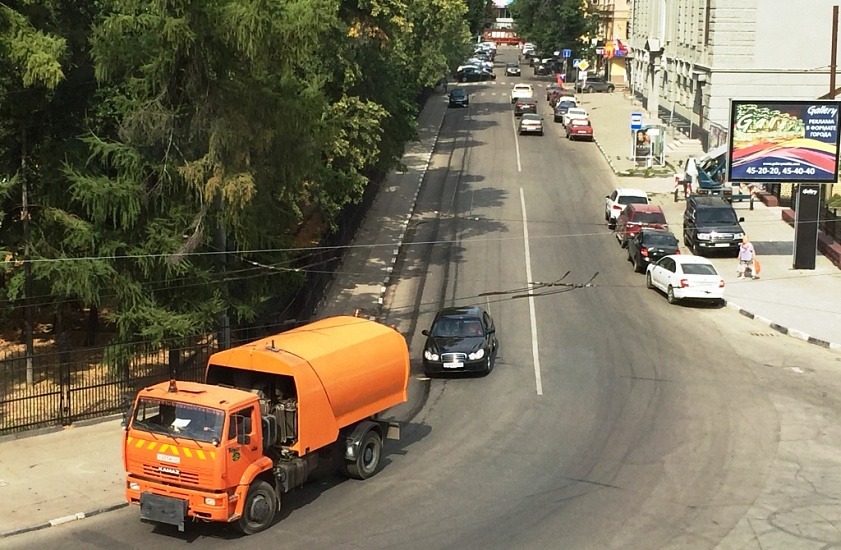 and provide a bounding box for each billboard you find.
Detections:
[727,100,841,183]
